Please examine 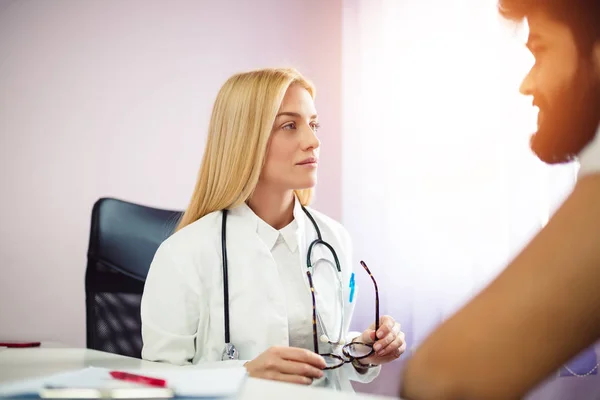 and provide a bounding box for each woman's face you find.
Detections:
[260,84,321,191]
